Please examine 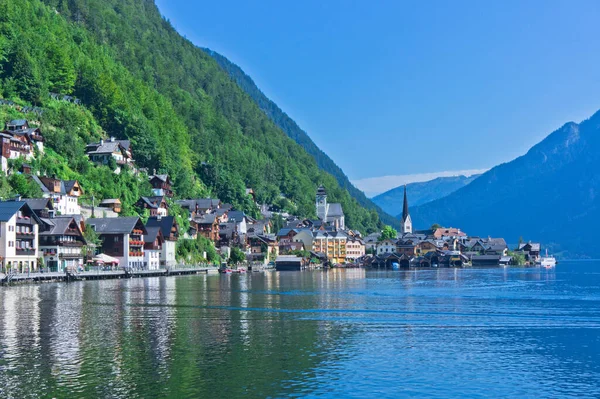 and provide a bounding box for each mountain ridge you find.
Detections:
[411,112,600,257]
[371,175,480,216]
